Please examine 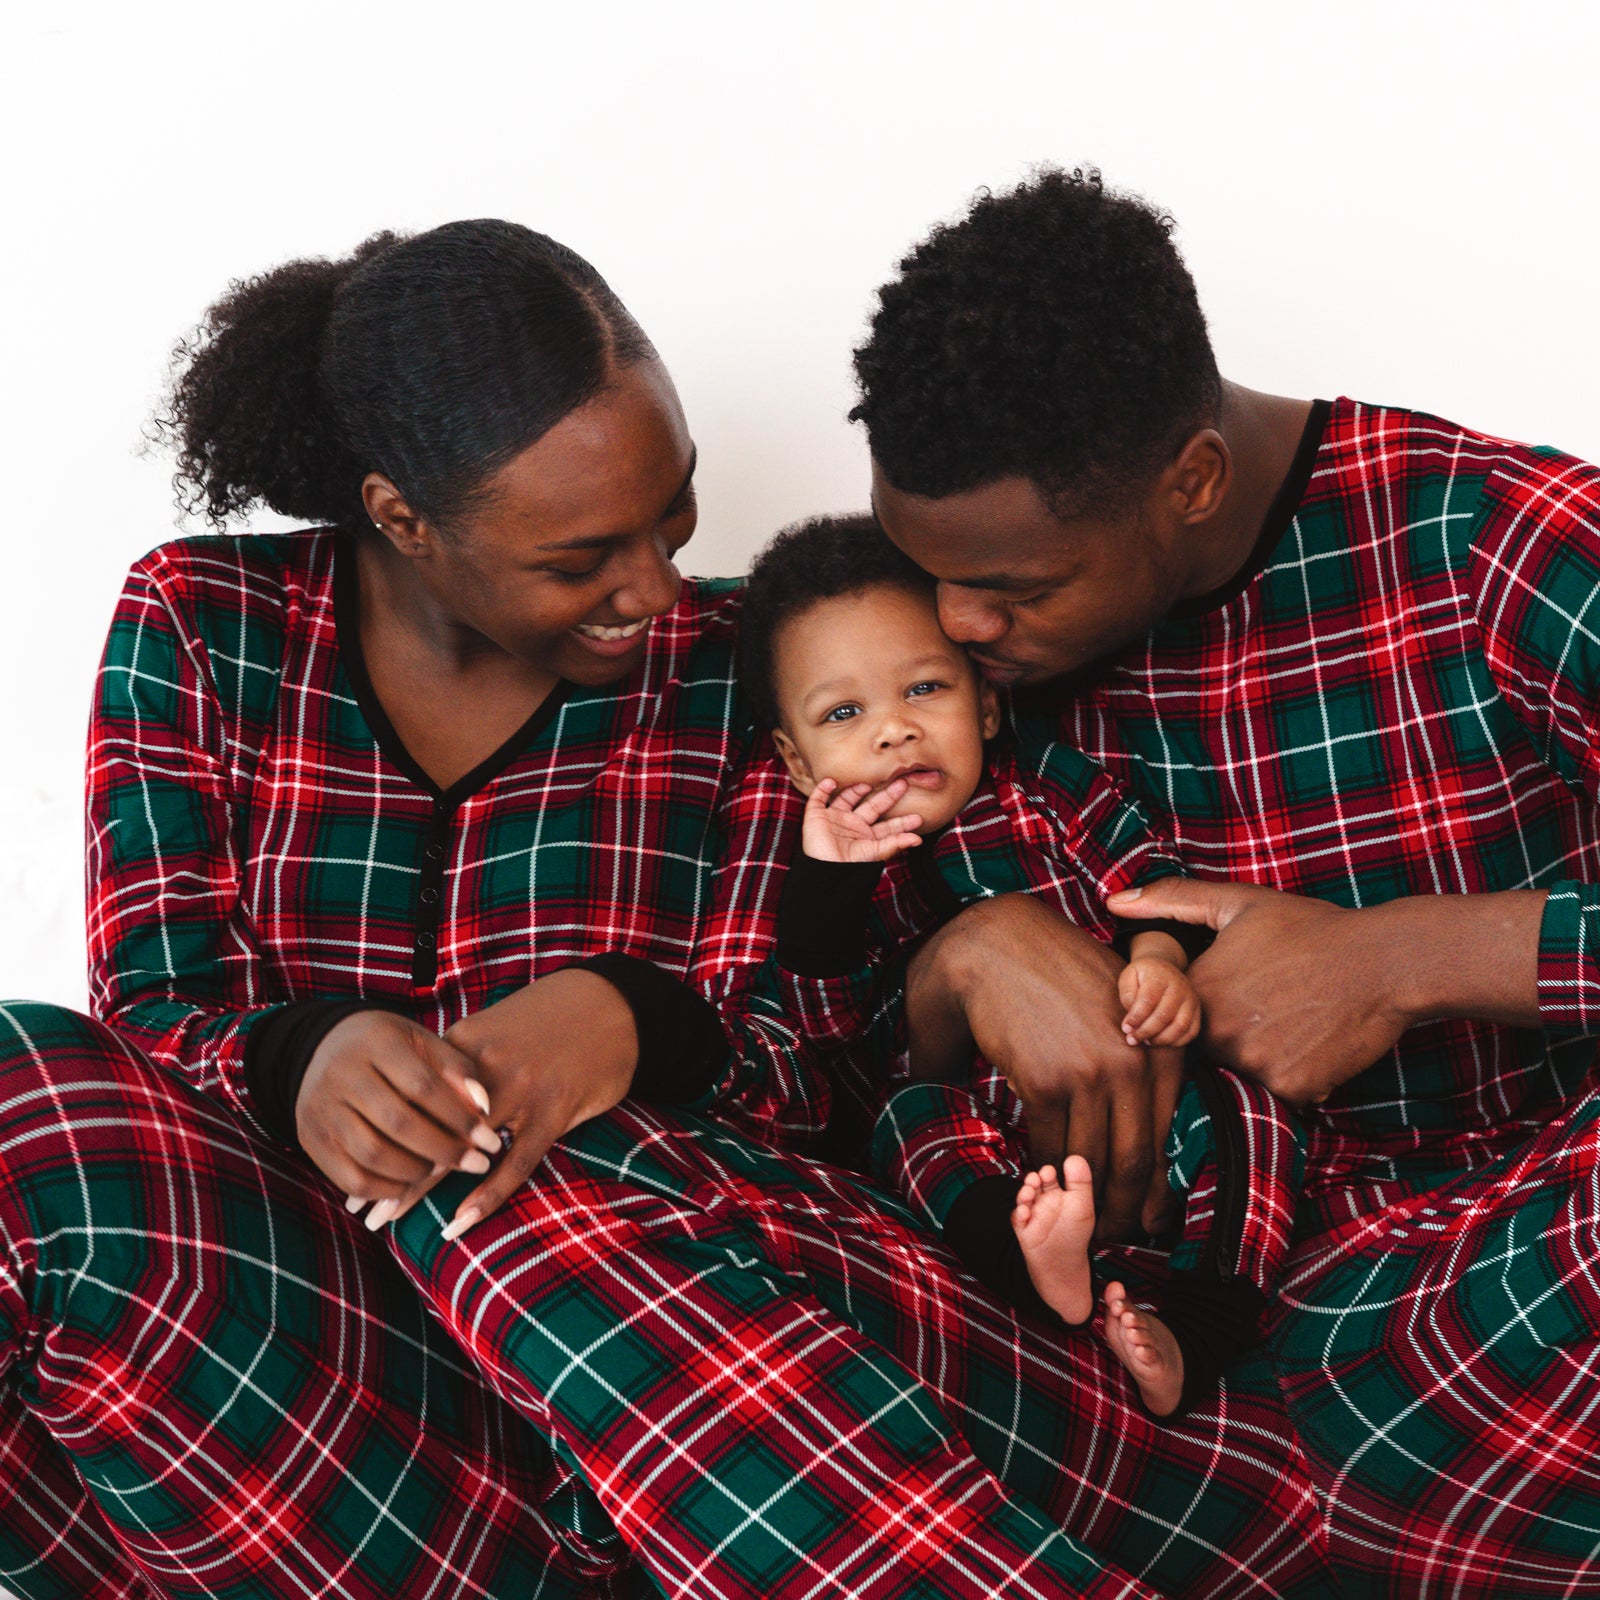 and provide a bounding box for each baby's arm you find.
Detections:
[1118,930,1201,1048]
